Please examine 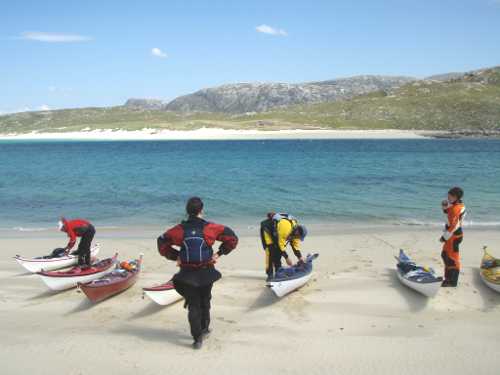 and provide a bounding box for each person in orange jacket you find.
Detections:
[439,187,466,287]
